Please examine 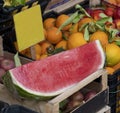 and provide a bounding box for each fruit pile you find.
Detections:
[0,56,15,83]
[87,1,120,30]
[42,4,120,74]
[15,4,120,75]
